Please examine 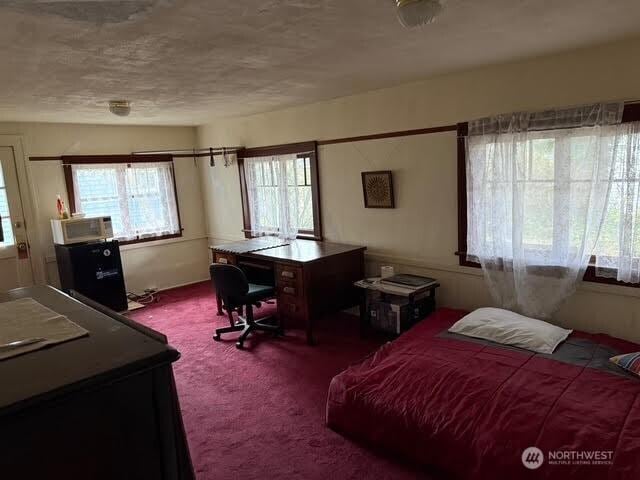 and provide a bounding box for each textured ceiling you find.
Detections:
[1,0,640,125]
